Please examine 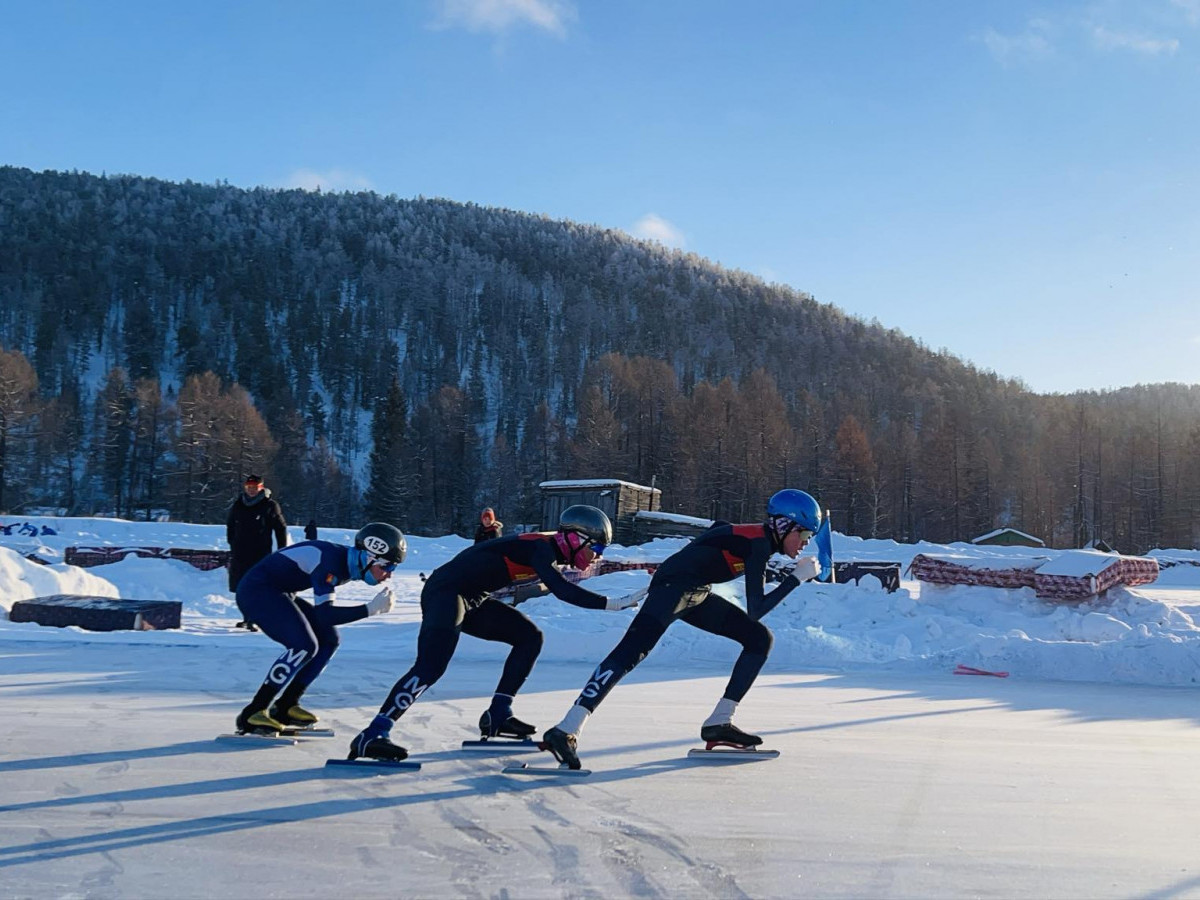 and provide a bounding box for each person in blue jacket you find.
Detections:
[541,489,824,769]
[233,522,405,735]
[346,505,642,762]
